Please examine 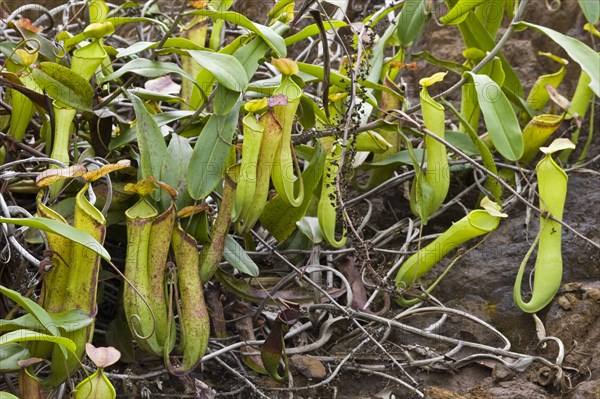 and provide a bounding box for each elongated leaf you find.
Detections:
[285,21,348,45]
[0,285,59,337]
[459,13,523,97]
[579,0,600,23]
[131,94,168,183]
[295,62,387,104]
[474,0,505,38]
[441,0,486,25]
[31,63,93,110]
[185,10,286,57]
[0,393,19,399]
[0,310,93,334]
[117,38,205,58]
[0,343,30,372]
[187,50,248,92]
[414,51,469,75]
[106,16,169,31]
[0,329,76,353]
[187,99,241,200]
[223,235,259,277]
[359,149,425,168]
[467,72,523,160]
[99,58,196,84]
[116,41,156,58]
[0,217,110,261]
[514,22,600,97]
[396,0,431,45]
[160,134,193,211]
